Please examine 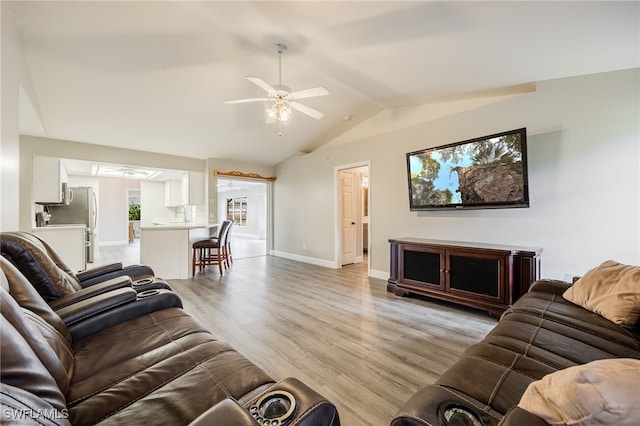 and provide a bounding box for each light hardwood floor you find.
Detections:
[167,255,497,426]
[92,235,266,268]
